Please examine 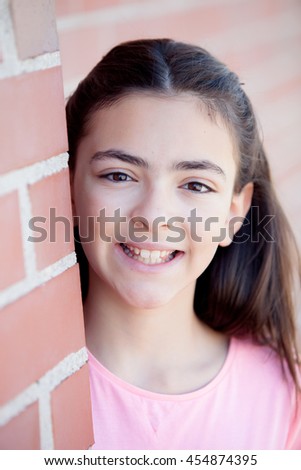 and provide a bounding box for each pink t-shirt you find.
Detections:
[88,337,301,449]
